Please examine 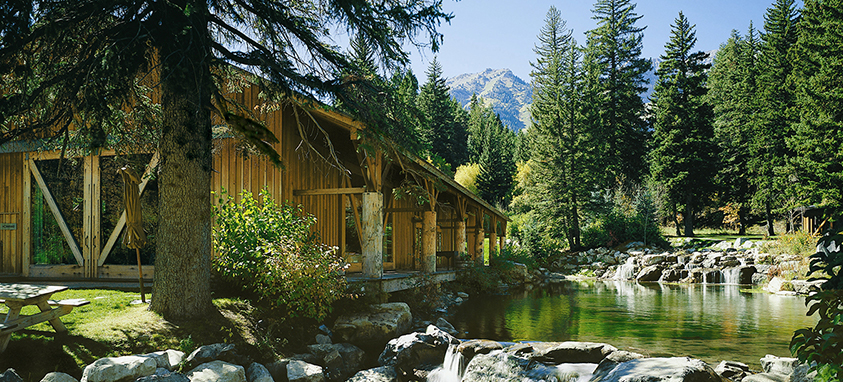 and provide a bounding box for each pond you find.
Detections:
[447,280,818,367]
